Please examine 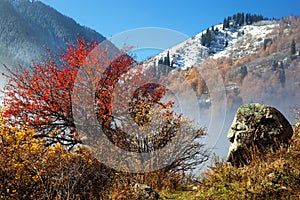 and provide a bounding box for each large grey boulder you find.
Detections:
[227,103,293,166]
